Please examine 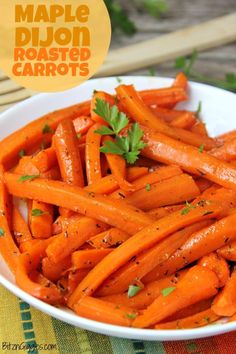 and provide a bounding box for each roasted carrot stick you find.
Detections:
[198,252,230,287]
[72,249,113,269]
[217,130,236,144]
[4,173,153,235]
[88,228,130,249]
[73,116,94,135]
[97,220,211,297]
[54,119,84,187]
[155,308,219,329]
[144,211,236,283]
[169,112,196,130]
[151,106,193,122]
[210,138,236,162]
[28,200,54,239]
[127,174,200,210]
[29,147,58,173]
[148,205,184,220]
[212,268,236,317]
[172,72,188,90]
[41,256,71,282]
[101,271,187,310]
[12,205,32,245]
[19,235,59,254]
[0,101,90,169]
[141,127,236,191]
[133,265,219,328]
[68,200,223,306]
[85,123,103,184]
[217,240,236,261]
[74,296,138,327]
[195,177,213,193]
[191,121,208,136]
[116,85,215,150]
[139,87,188,106]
